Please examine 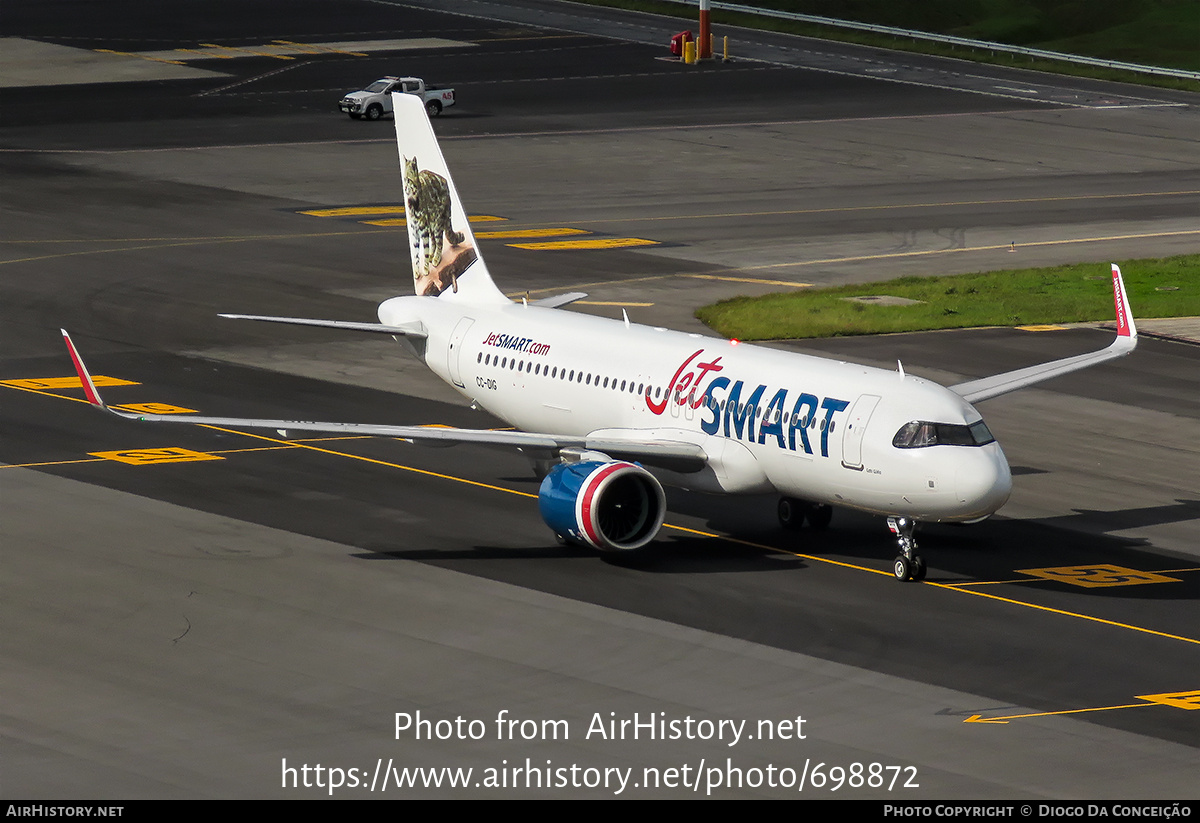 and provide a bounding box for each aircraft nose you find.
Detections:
[955,445,1012,518]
